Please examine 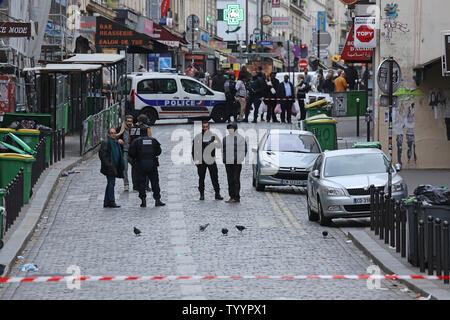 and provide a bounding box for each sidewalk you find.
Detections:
[0,134,93,276]
[337,116,450,299]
